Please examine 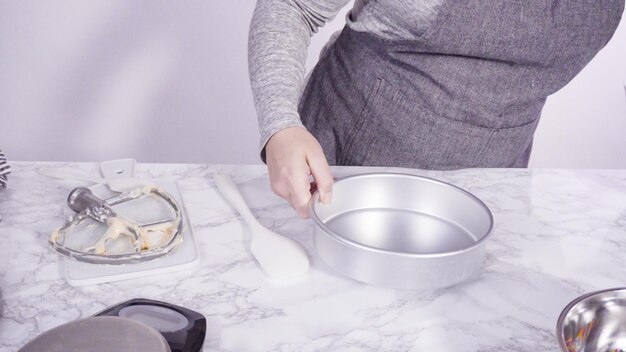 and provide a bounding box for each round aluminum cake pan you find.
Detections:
[309,173,494,290]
